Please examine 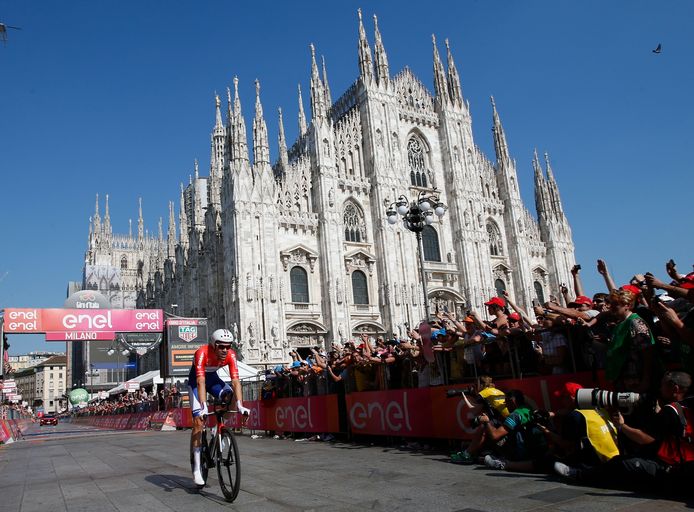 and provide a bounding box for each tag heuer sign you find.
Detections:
[178,326,198,342]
